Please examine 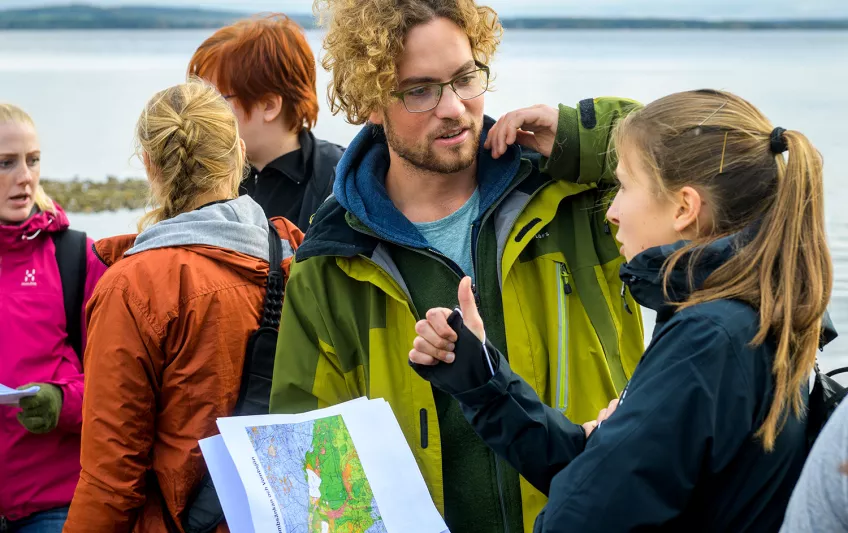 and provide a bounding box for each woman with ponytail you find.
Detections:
[63,80,303,532]
[0,104,107,532]
[407,89,832,532]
